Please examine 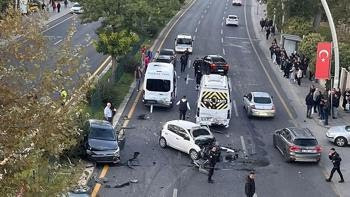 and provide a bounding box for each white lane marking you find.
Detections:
[186,74,189,84]
[53,39,63,45]
[193,35,196,41]
[42,15,75,33]
[233,100,238,117]
[222,48,226,56]
[173,188,178,197]
[204,9,207,13]
[198,20,201,25]
[221,29,223,35]
[221,37,224,43]
[243,0,295,120]
[225,6,228,10]
[222,22,224,27]
[224,11,226,15]
[201,15,204,18]
[195,28,198,33]
[240,136,247,156]
[87,40,94,46]
[188,59,191,69]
